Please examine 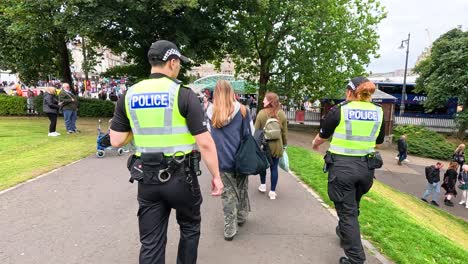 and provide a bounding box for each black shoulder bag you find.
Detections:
[235,110,270,175]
